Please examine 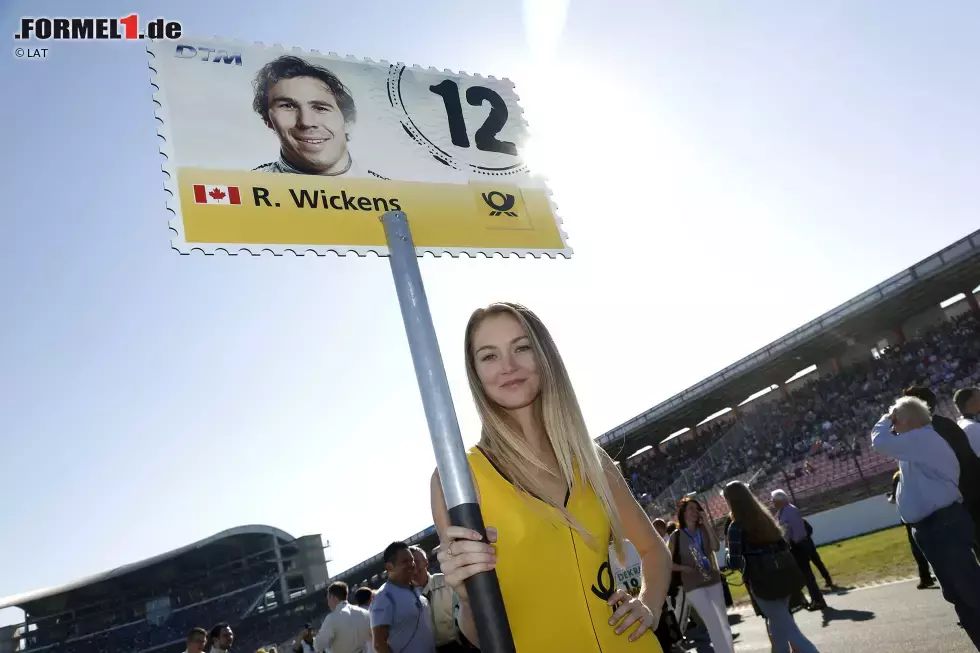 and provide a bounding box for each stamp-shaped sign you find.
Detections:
[147,37,570,258]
